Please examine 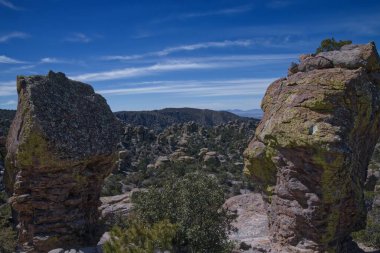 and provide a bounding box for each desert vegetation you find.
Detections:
[105,172,236,253]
